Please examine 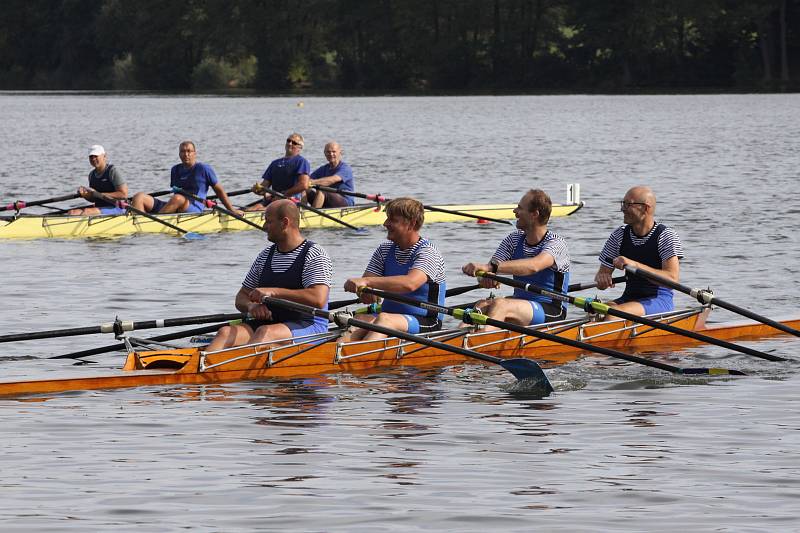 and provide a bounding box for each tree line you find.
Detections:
[0,0,796,92]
